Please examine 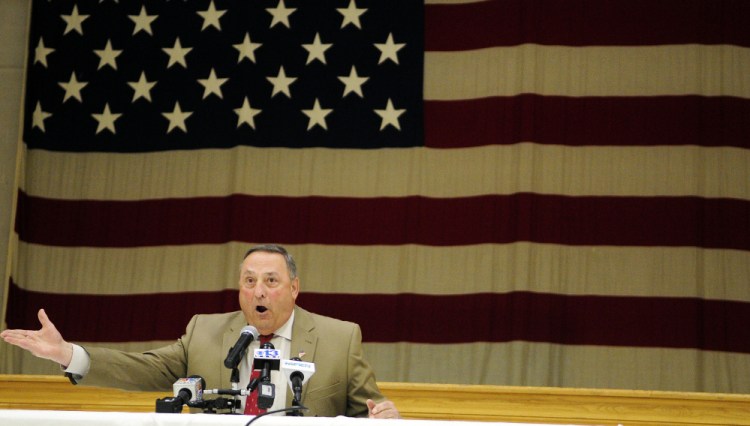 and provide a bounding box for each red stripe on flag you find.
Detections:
[16,191,750,250]
[7,281,750,353]
[425,95,750,148]
[425,0,750,50]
